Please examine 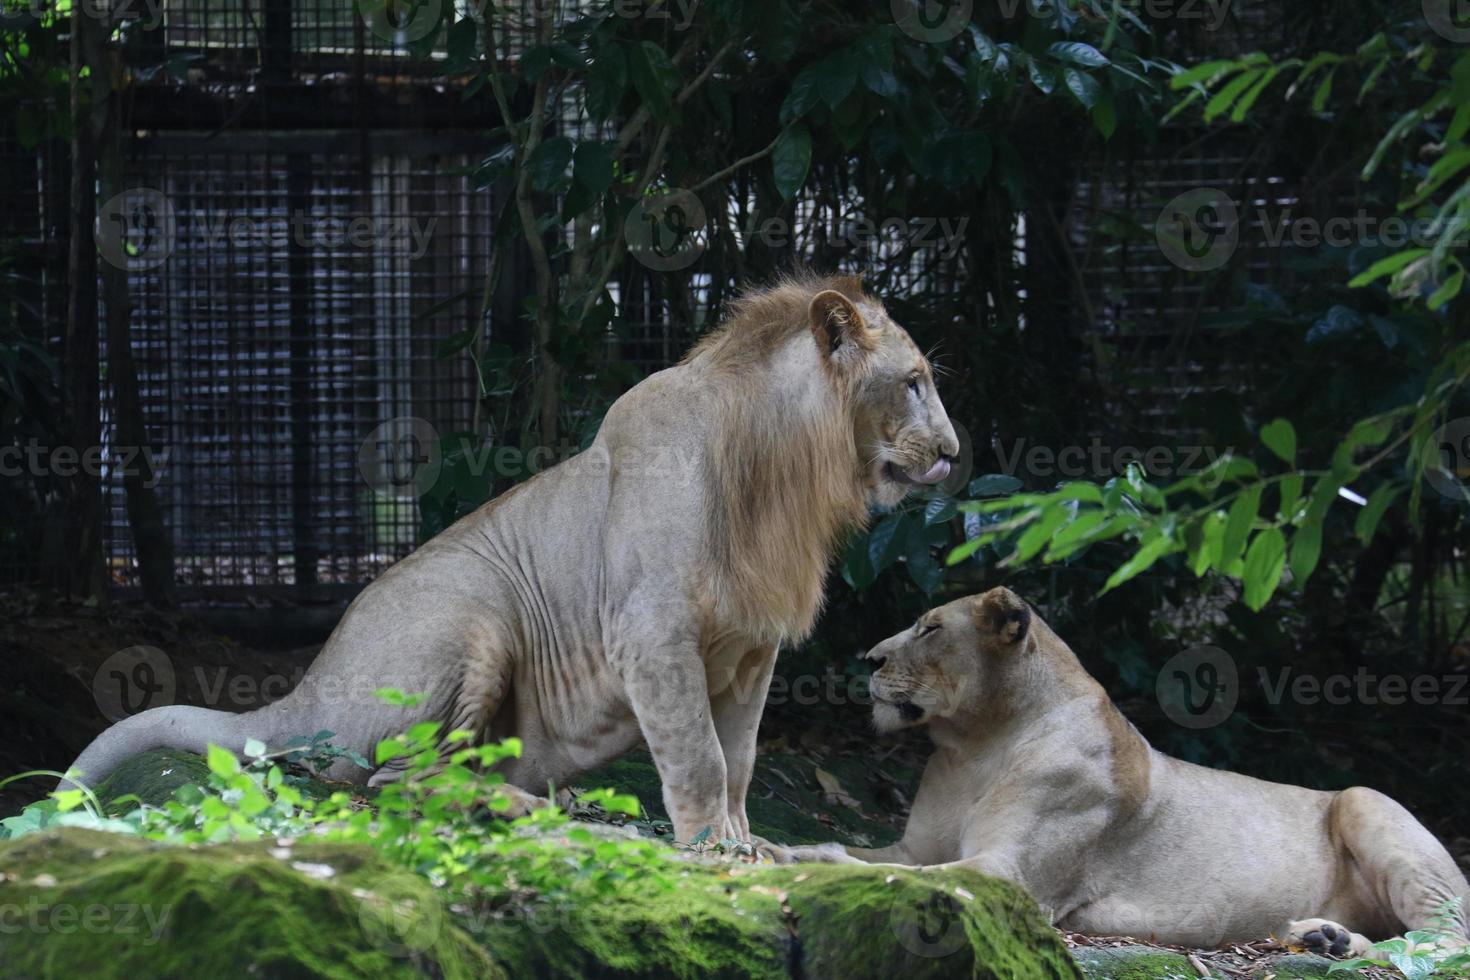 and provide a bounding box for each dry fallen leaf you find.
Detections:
[813,766,861,809]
